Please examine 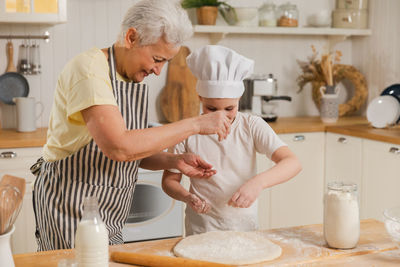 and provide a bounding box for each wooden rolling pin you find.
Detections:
[111,251,234,267]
